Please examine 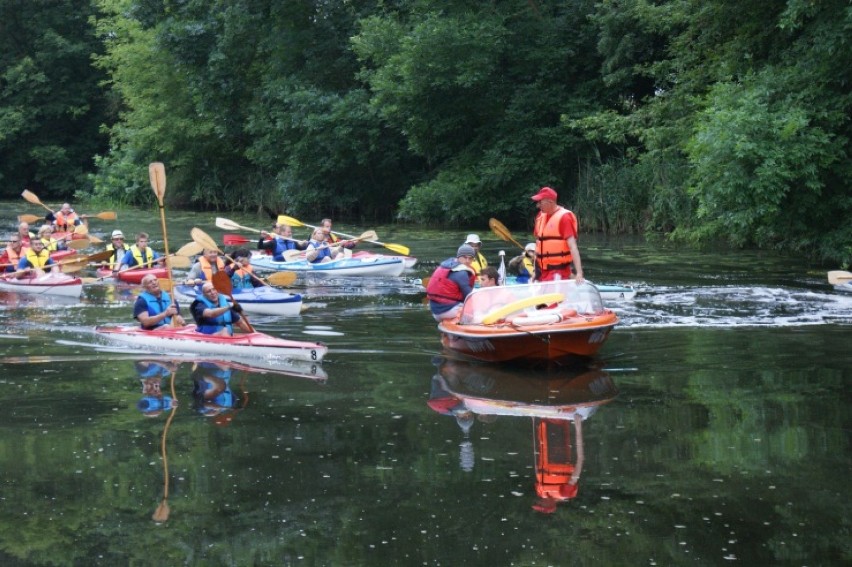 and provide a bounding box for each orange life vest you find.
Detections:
[200,256,226,281]
[534,207,578,273]
[54,210,80,231]
[534,419,579,500]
